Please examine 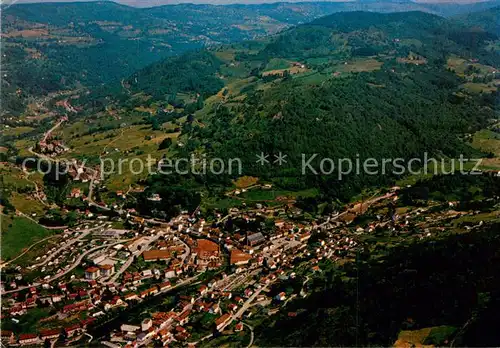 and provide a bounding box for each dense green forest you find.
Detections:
[178,11,497,202]
[401,173,500,203]
[188,71,495,202]
[457,5,500,35]
[127,51,224,99]
[71,9,499,217]
[249,10,498,66]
